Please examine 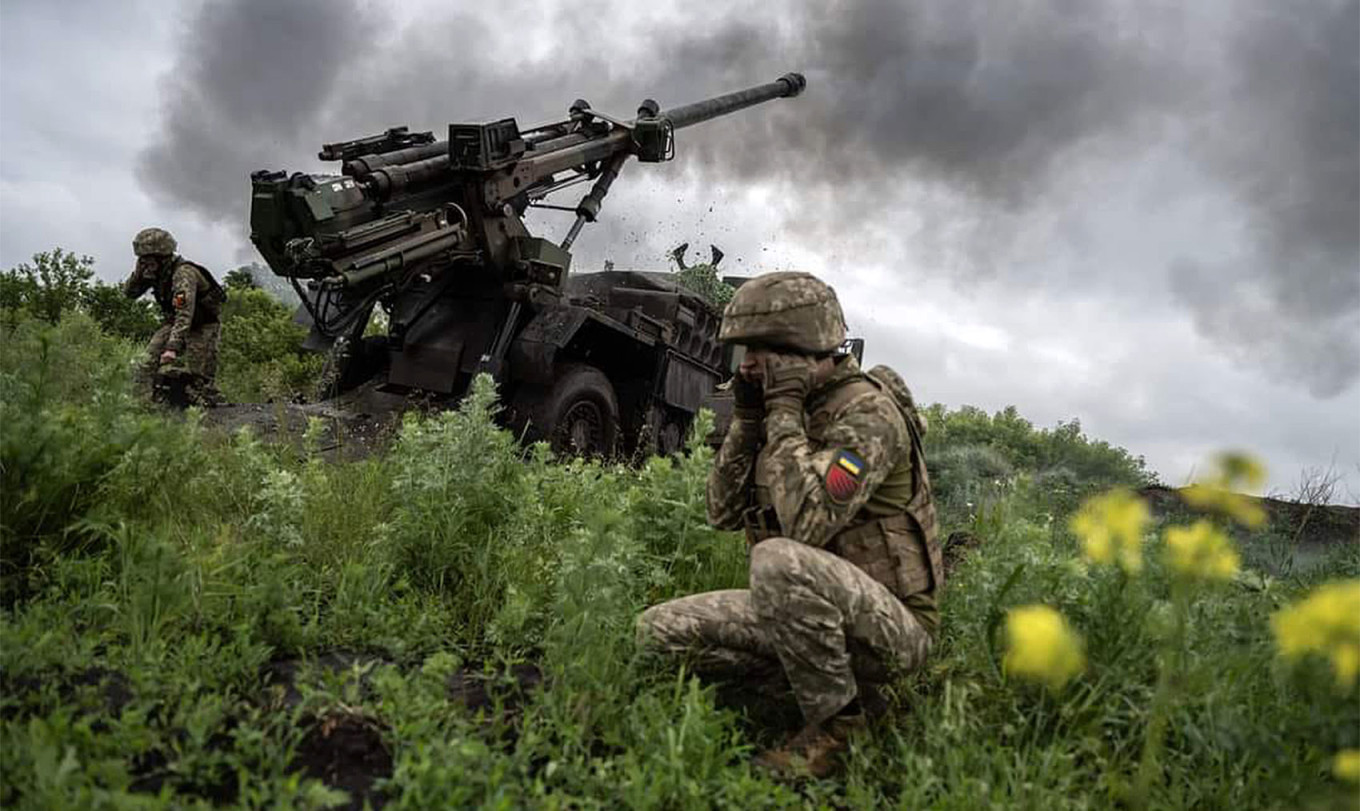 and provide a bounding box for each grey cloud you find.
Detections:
[1170,0,1360,397]
[136,0,379,225]
[135,0,1359,395]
